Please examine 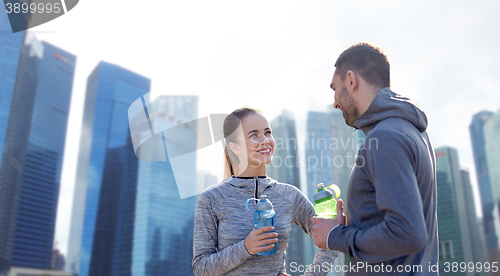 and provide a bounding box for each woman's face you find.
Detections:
[230,113,275,171]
